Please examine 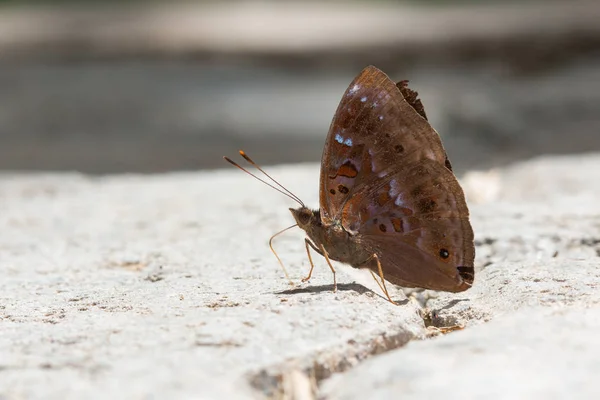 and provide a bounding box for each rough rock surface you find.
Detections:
[1,153,599,399]
[322,307,600,400]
